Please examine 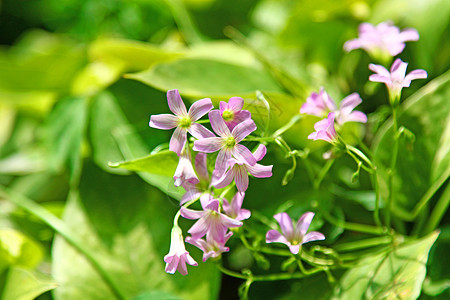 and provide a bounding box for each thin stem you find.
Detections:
[314,159,334,190]
[334,236,392,252]
[322,211,386,235]
[273,114,303,137]
[387,105,400,228]
[371,171,383,228]
[0,186,126,300]
[422,182,450,234]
